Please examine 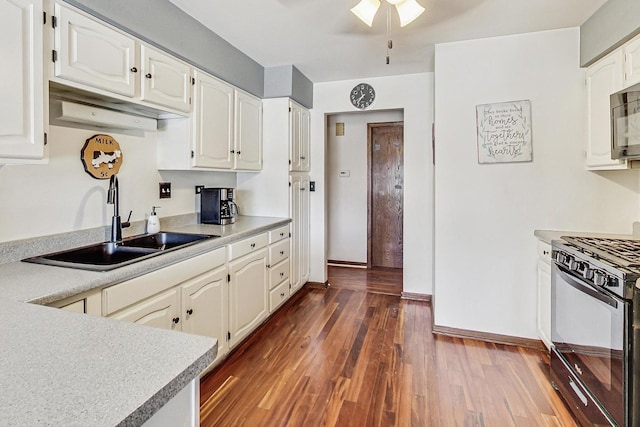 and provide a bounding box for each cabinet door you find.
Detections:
[299,108,311,172]
[110,288,181,331]
[289,174,302,291]
[624,34,640,87]
[234,91,263,170]
[536,258,551,350]
[192,71,234,169]
[300,175,310,284]
[181,265,229,364]
[54,3,136,97]
[289,104,302,171]
[0,0,45,161]
[140,45,191,113]
[585,50,627,170]
[228,248,268,348]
